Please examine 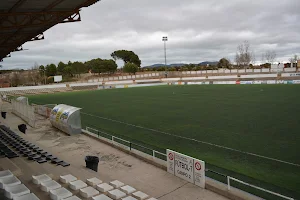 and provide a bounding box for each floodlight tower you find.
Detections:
[162,36,168,67]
